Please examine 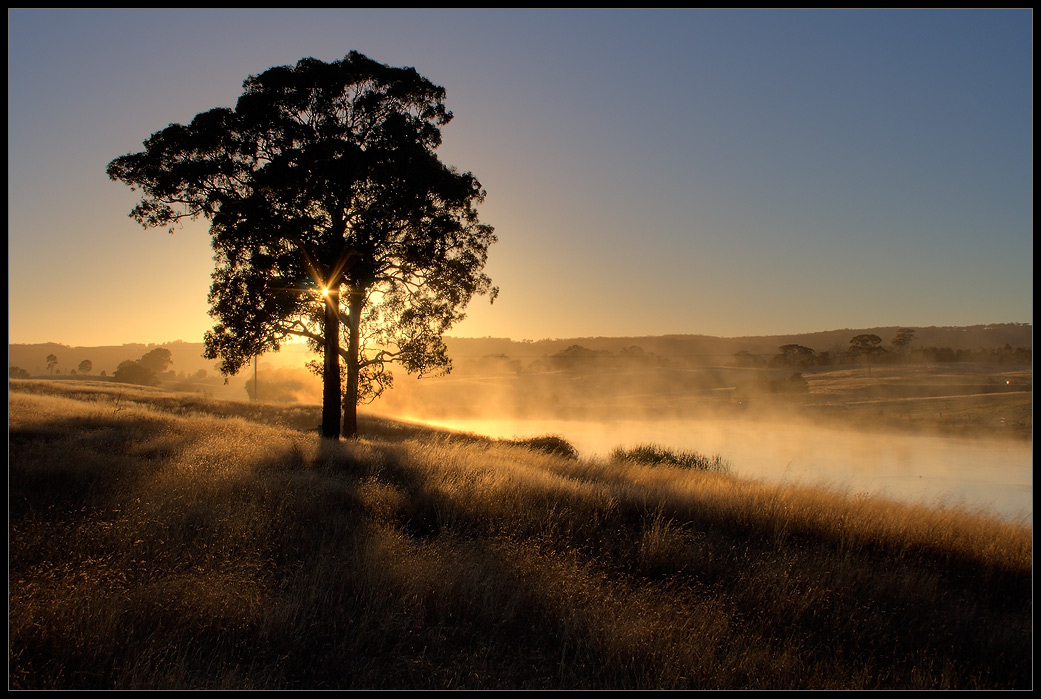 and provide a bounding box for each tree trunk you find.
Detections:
[321,290,342,440]
[342,287,364,439]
